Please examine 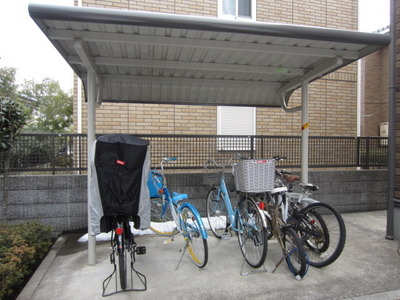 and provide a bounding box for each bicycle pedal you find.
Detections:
[221,232,231,240]
[135,246,146,255]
